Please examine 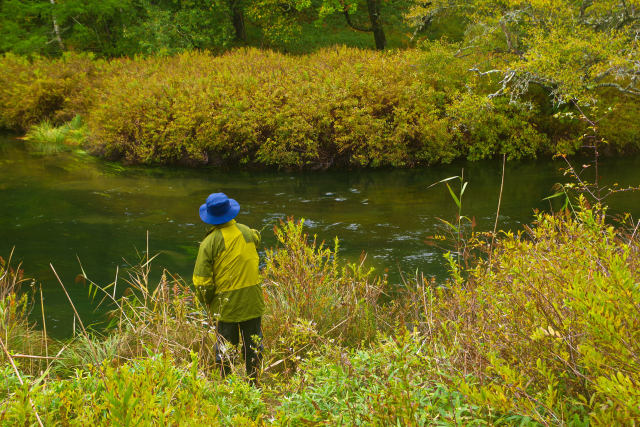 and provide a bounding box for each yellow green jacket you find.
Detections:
[193,220,264,322]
